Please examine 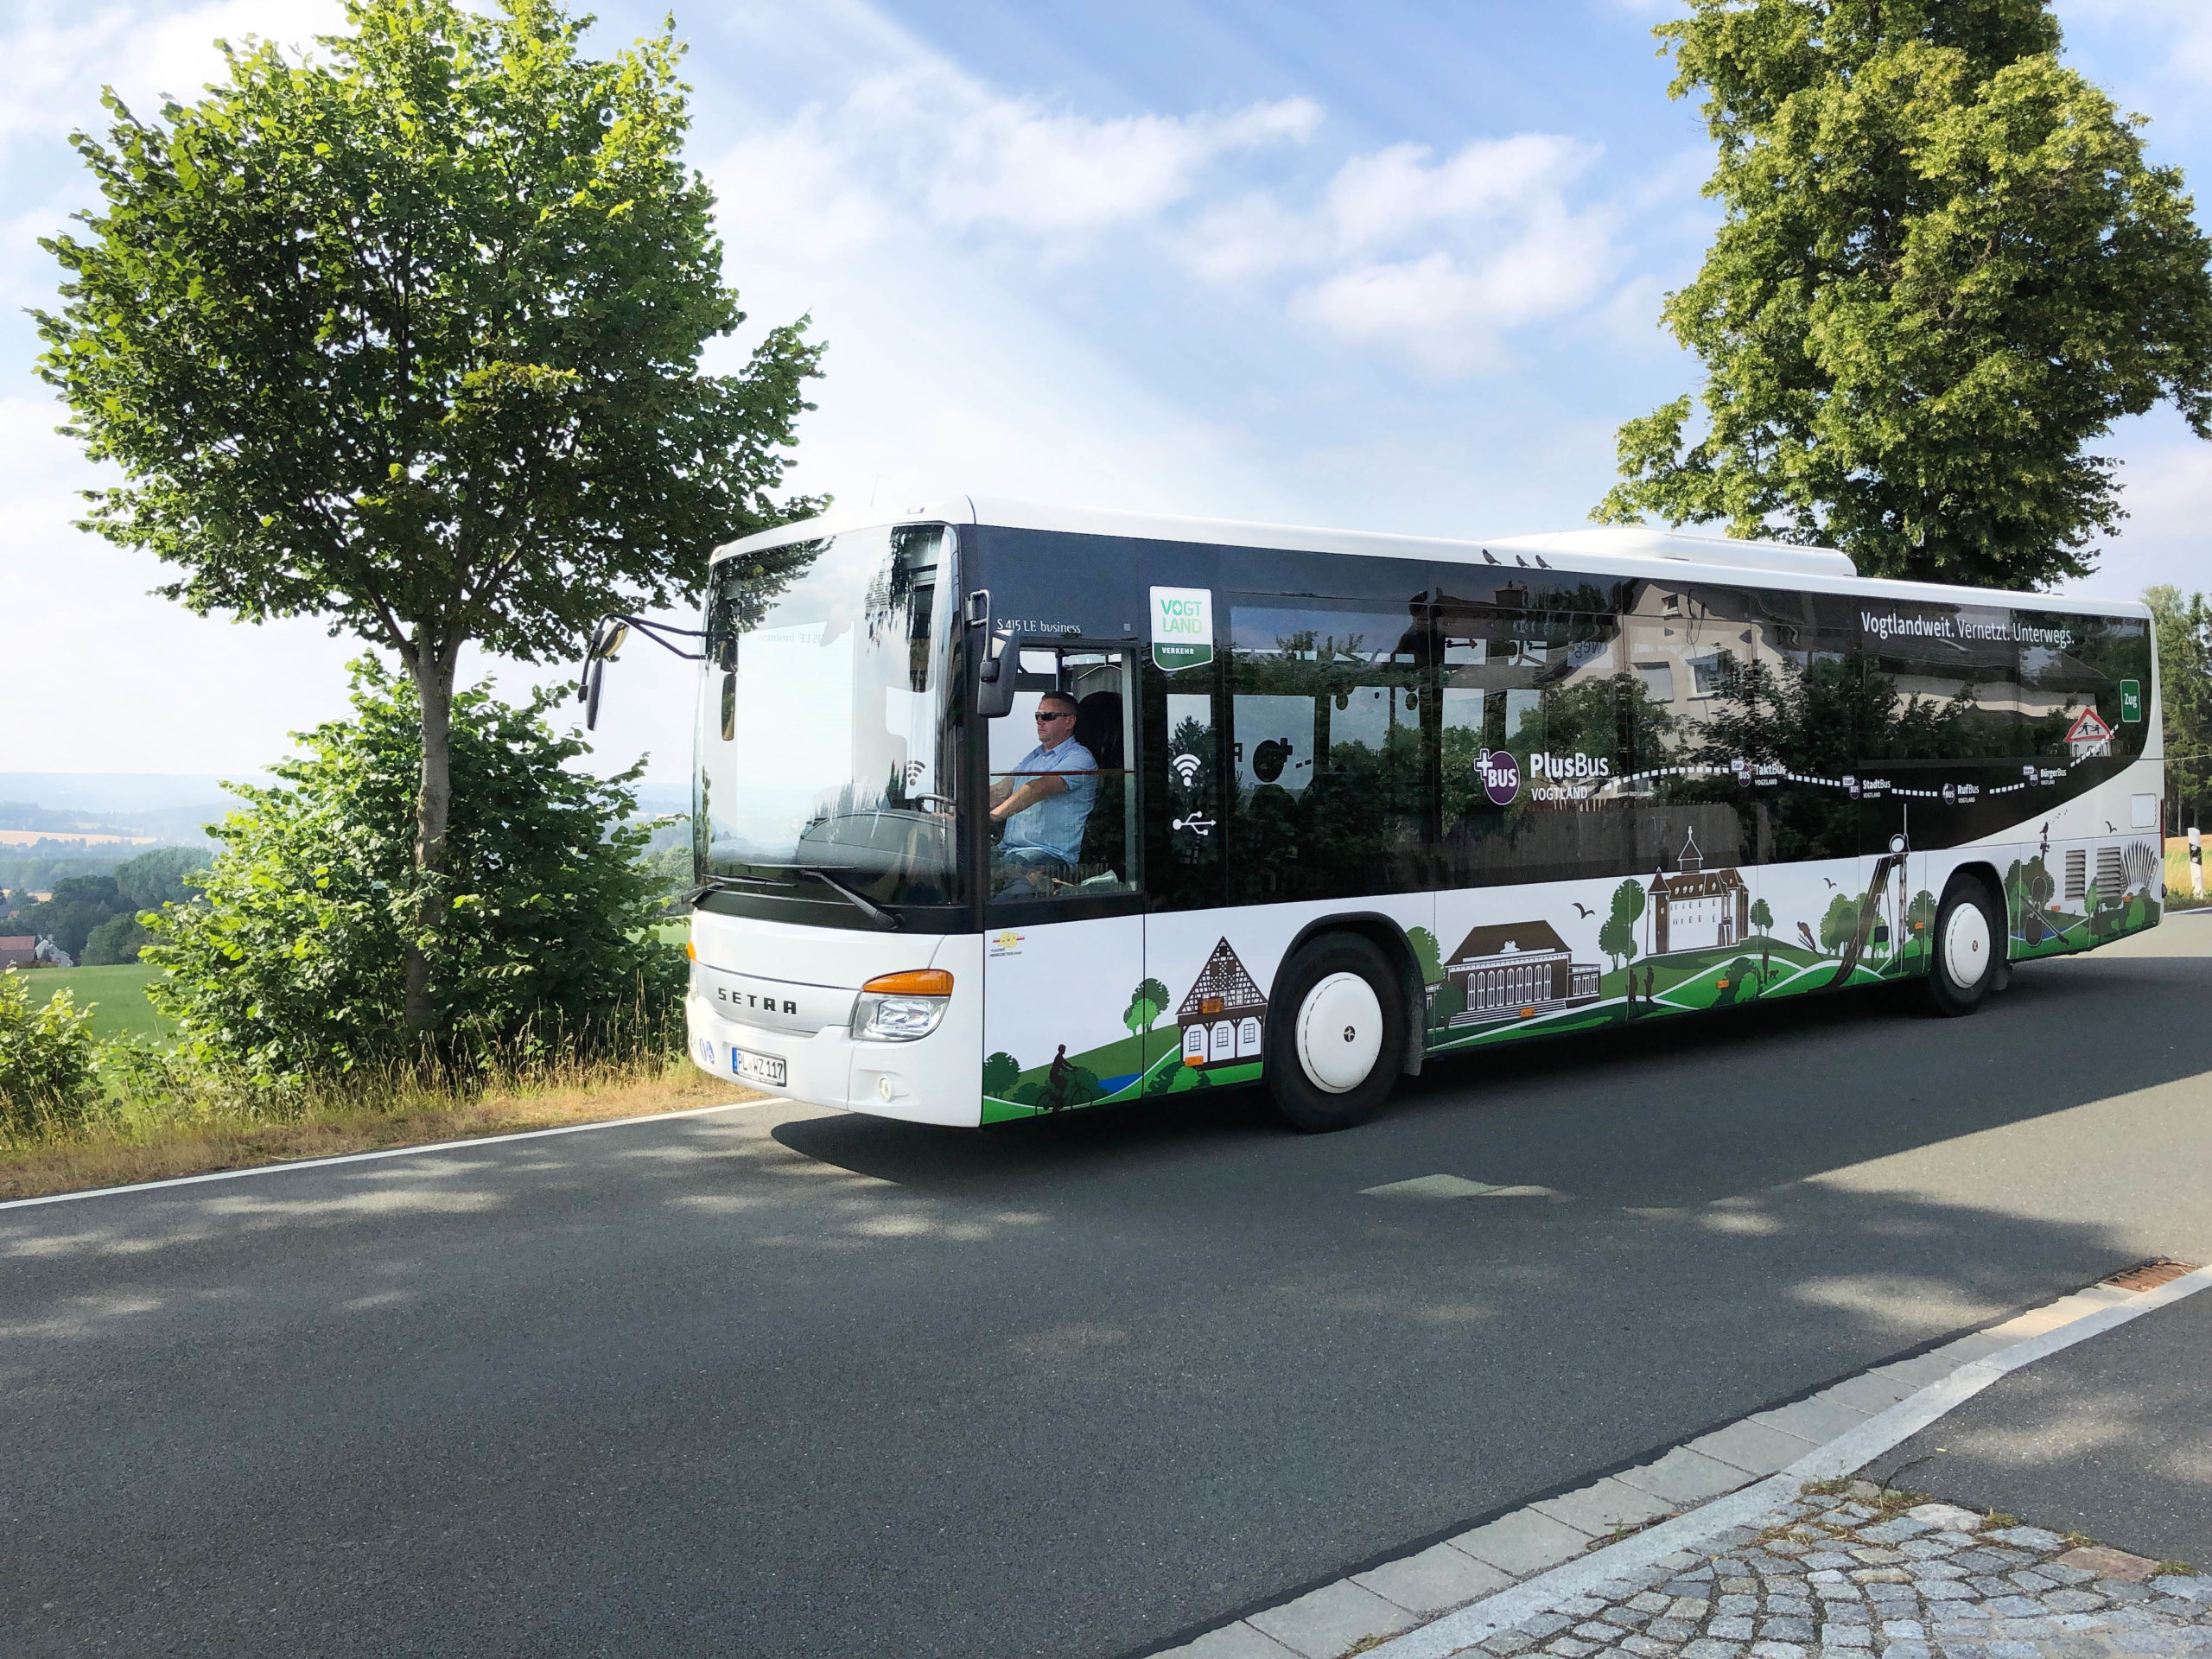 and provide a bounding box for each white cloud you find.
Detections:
[0,0,345,156]
[717,59,1320,255]
[1324,134,1594,250]
[1287,203,1617,374]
